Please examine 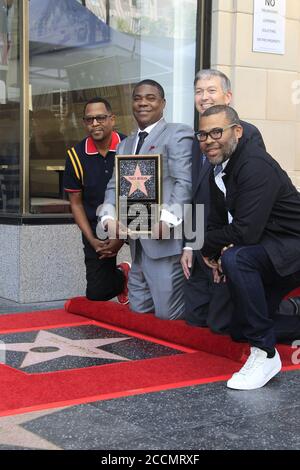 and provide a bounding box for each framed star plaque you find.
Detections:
[115,154,162,234]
